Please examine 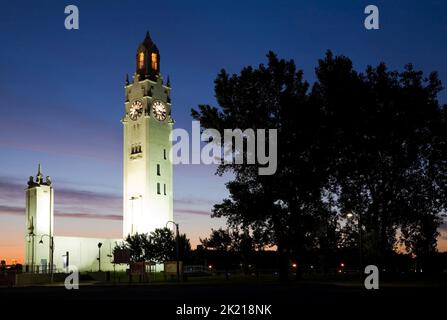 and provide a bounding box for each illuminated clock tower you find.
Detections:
[122,32,173,237]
